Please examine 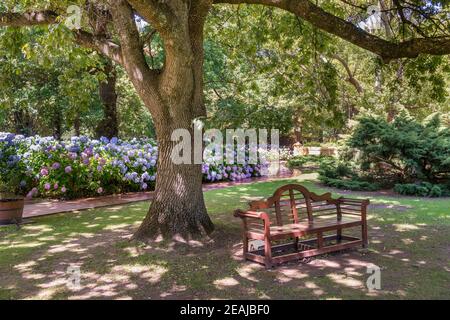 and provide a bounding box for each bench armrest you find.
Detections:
[234,209,271,238]
[234,209,270,222]
[338,197,370,206]
[337,197,370,218]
